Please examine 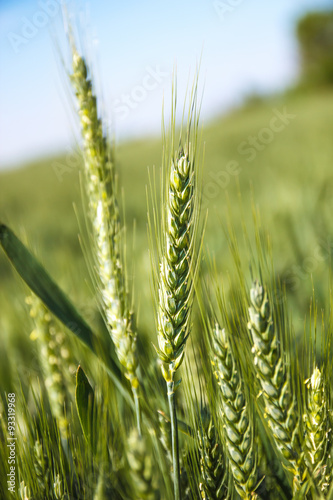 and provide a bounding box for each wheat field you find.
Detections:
[1,25,333,500]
